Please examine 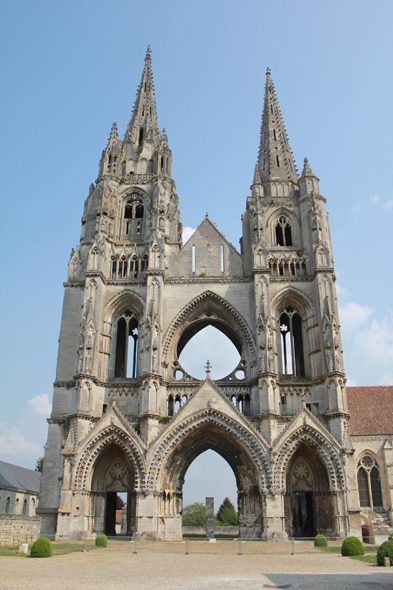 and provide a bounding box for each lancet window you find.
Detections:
[279,306,305,376]
[114,311,139,378]
[357,455,383,509]
[124,193,144,237]
[275,216,292,247]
